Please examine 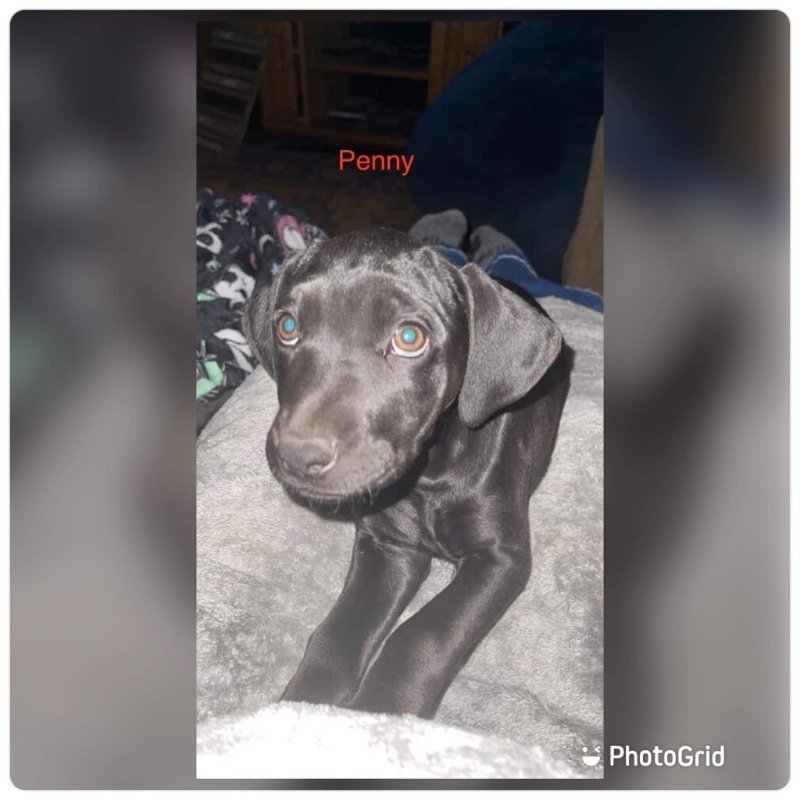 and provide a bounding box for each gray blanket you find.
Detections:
[197,296,603,779]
